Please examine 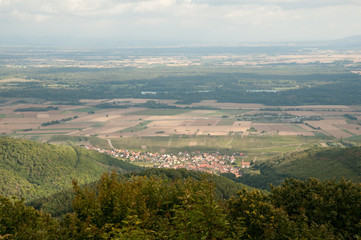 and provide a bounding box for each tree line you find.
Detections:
[2,70,361,106]
[1,173,360,239]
